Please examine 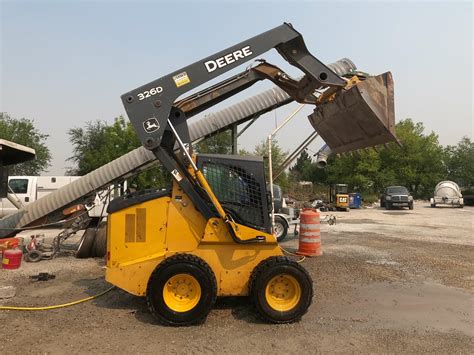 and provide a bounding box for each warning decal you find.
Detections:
[173,72,191,88]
